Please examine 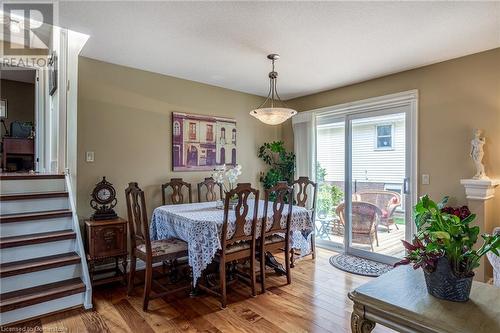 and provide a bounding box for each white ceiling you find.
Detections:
[59,1,500,99]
